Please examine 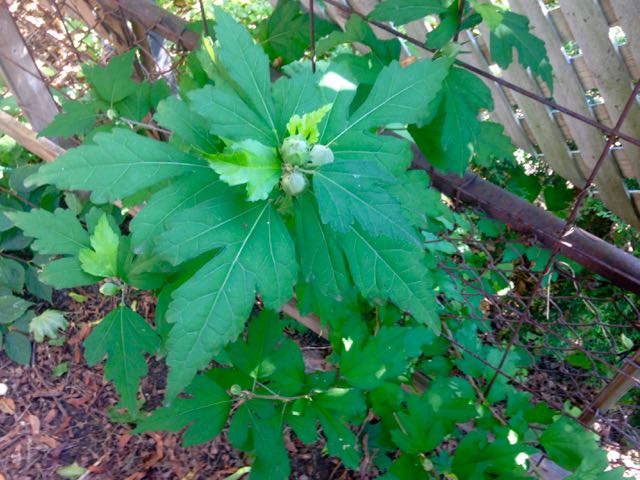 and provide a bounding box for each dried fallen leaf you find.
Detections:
[68,323,92,345]
[0,398,16,414]
[28,414,41,435]
[66,396,89,407]
[44,408,57,424]
[38,435,60,448]
[117,432,131,451]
